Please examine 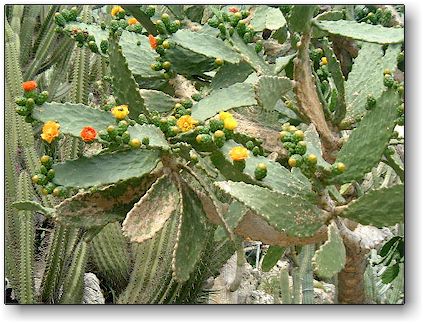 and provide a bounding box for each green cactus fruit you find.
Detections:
[15,96,27,106]
[332,162,346,174]
[215,57,224,66]
[295,141,307,155]
[87,41,98,53]
[155,19,167,34]
[384,146,395,156]
[150,62,163,71]
[146,5,155,17]
[213,130,226,148]
[40,155,53,168]
[243,31,253,43]
[107,125,118,138]
[46,169,55,181]
[384,74,395,88]
[189,151,199,163]
[37,174,48,186]
[241,10,250,18]
[293,130,304,141]
[117,120,129,135]
[252,146,260,156]
[122,131,130,144]
[52,186,67,198]
[110,20,120,32]
[306,153,318,166]
[156,45,166,55]
[39,165,48,175]
[161,13,170,26]
[168,126,180,137]
[119,19,129,29]
[142,137,150,146]
[288,154,303,168]
[223,128,234,140]
[98,130,110,142]
[98,39,108,54]
[218,23,226,34]
[195,125,210,134]
[191,93,202,102]
[208,15,220,28]
[35,91,49,105]
[366,94,376,110]
[162,40,171,49]
[162,61,172,71]
[167,115,177,126]
[236,20,247,35]
[245,140,255,150]
[254,163,268,180]
[54,12,66,27]
[129,138,141,149]
[168,20,181,33]
[233,159,246,171]
[25,98,35,110]
[69,7,78,21]
[209,119,224,132]
[196,134,213,144]
[281,122,291,131]
[181,98,193,109]
[255,41,263,53]
[16,106,30,116]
